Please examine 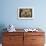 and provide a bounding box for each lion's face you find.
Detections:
[21,9,32,17]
